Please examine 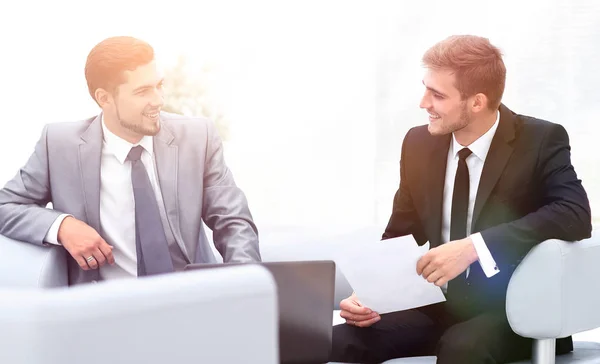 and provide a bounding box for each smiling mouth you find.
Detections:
[143,111,160,119]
